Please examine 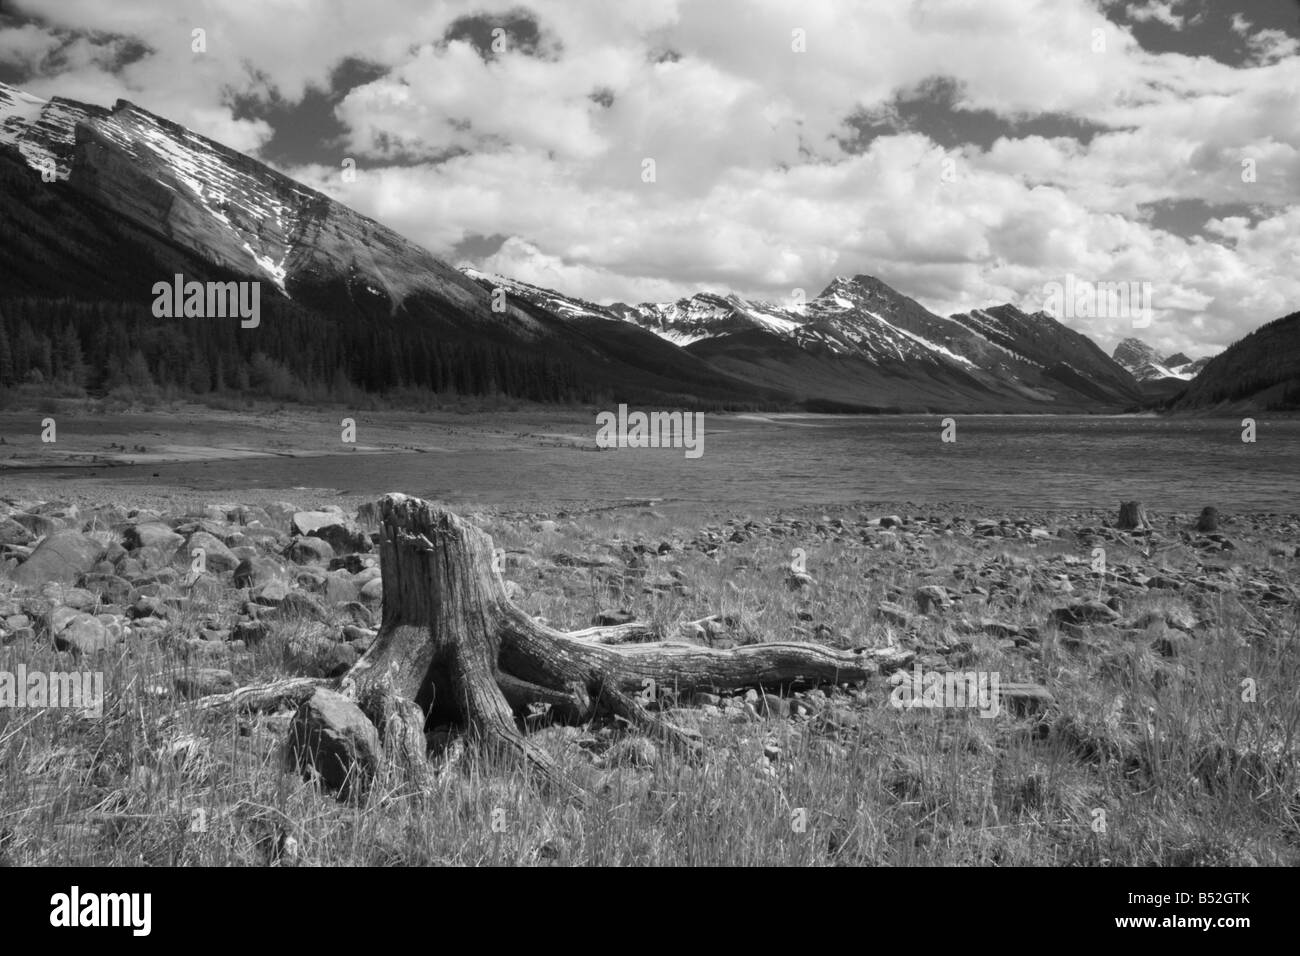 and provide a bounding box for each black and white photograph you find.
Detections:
[0,0,1295,913]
